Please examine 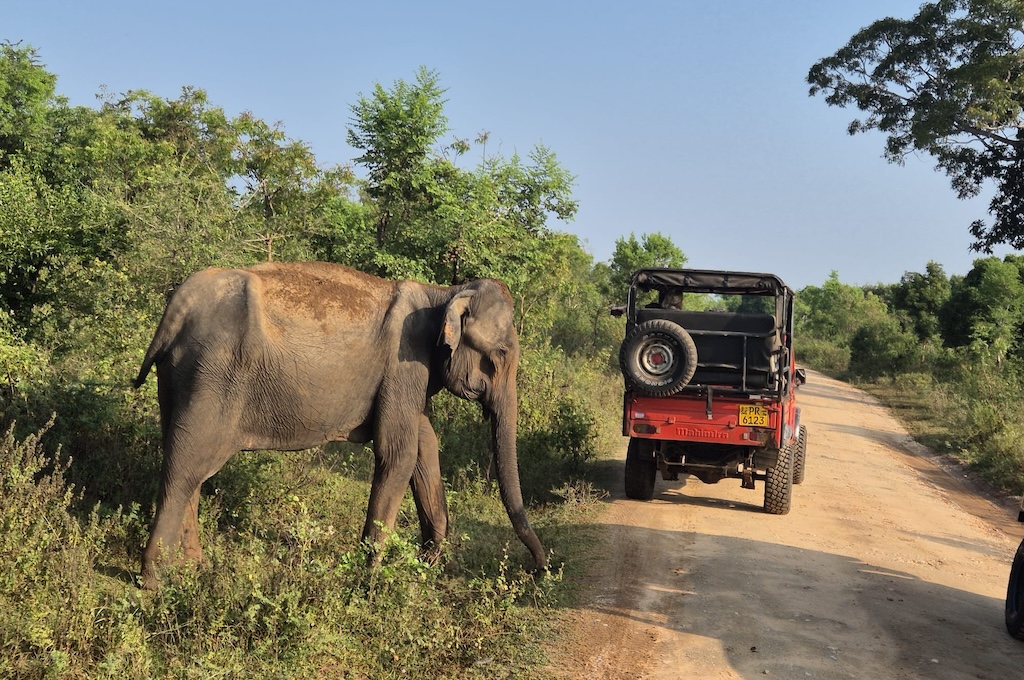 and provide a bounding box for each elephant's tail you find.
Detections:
[133,350,159,389]
[133,329,171,389]
[132,288,191,388]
